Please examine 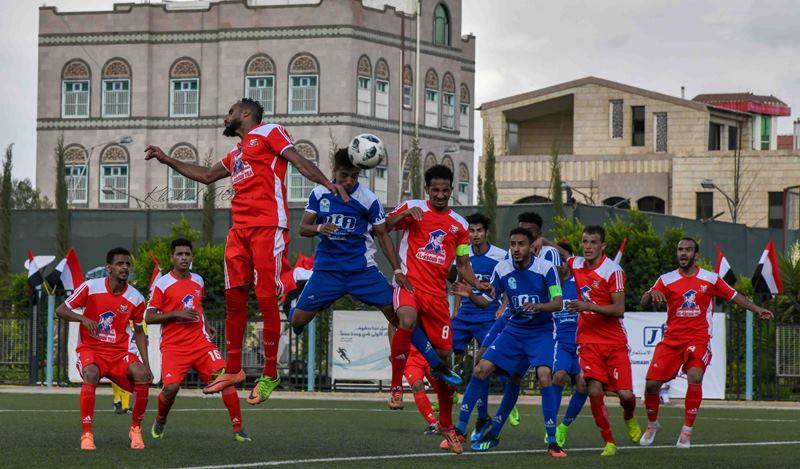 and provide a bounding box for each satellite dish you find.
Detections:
[24,255,56,270]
